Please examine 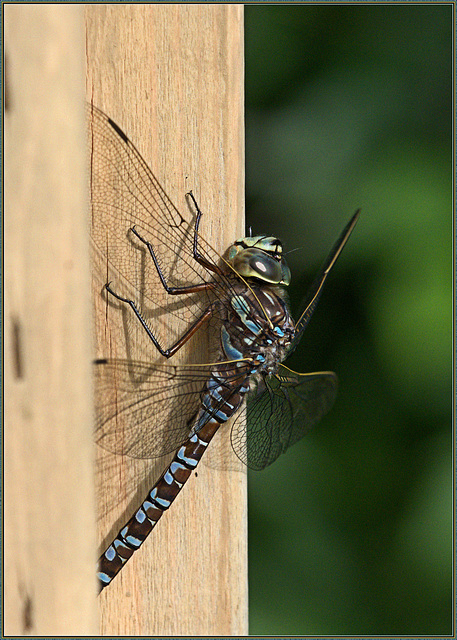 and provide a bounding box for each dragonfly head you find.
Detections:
[227,236,291,286]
